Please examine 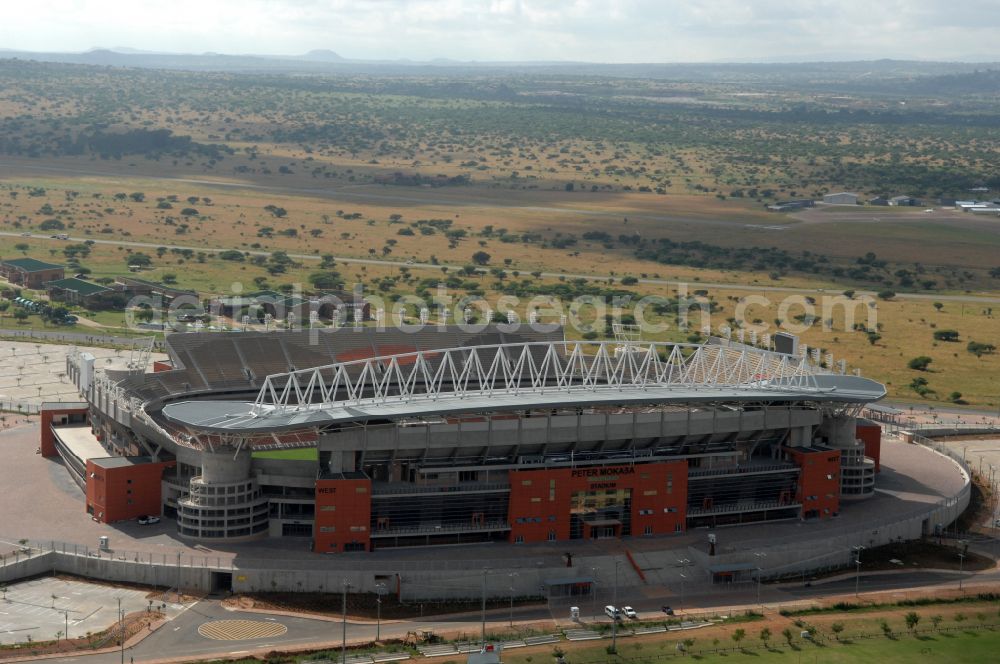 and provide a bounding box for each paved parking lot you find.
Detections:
[0,340,166,410]
[942,437,1000,528]
[0,576,189,645]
